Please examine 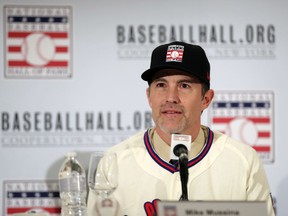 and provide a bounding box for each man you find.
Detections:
[87,41,275,216]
